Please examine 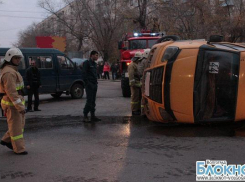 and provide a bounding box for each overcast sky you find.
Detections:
[0,0,49,47]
